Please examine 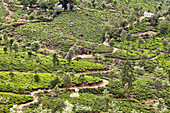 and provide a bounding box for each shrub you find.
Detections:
[34,74,40,82]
